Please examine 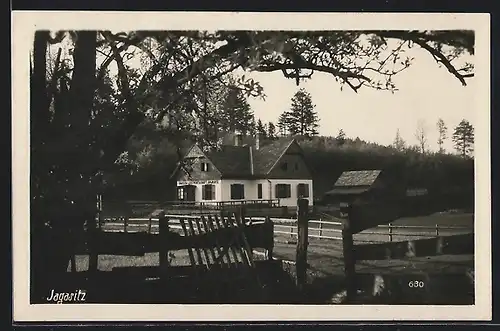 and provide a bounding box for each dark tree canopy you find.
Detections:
[336,129,346,145]
[256,119,267,138]
[280,88,320,137]
[219,84,255,135]
[452,119,474,158]
[267,122,276,139]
